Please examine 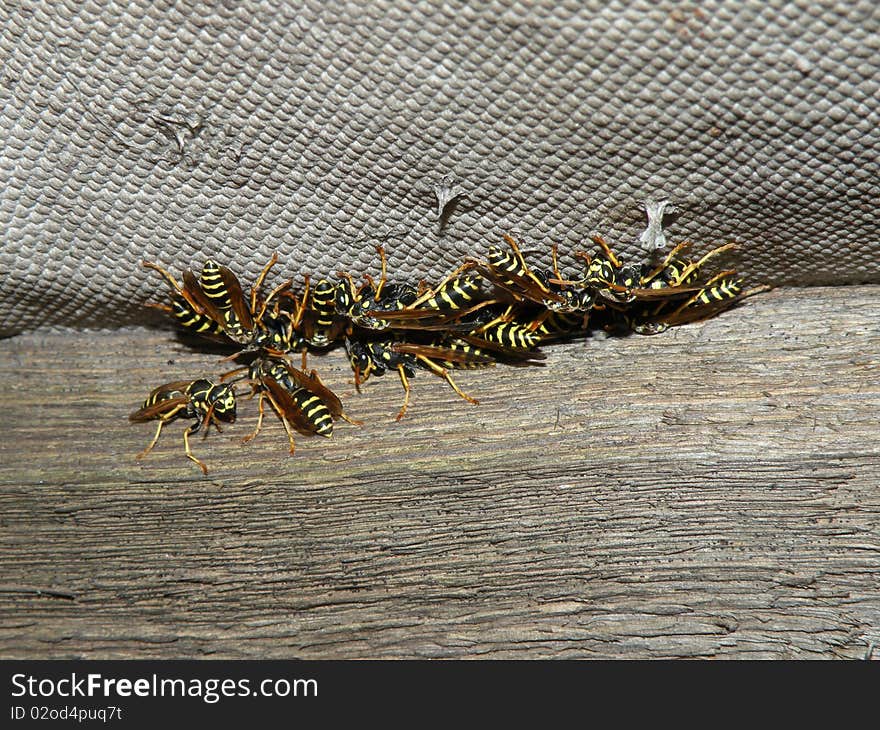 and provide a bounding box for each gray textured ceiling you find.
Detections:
[1,0,878,334]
